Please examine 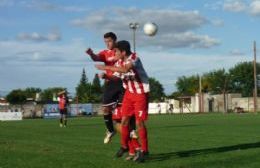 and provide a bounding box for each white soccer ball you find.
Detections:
[143,22,158,36]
